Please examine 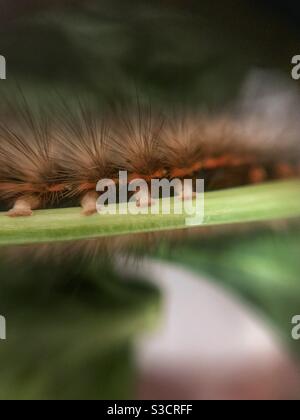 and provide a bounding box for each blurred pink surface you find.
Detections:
[121,260,300,400]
